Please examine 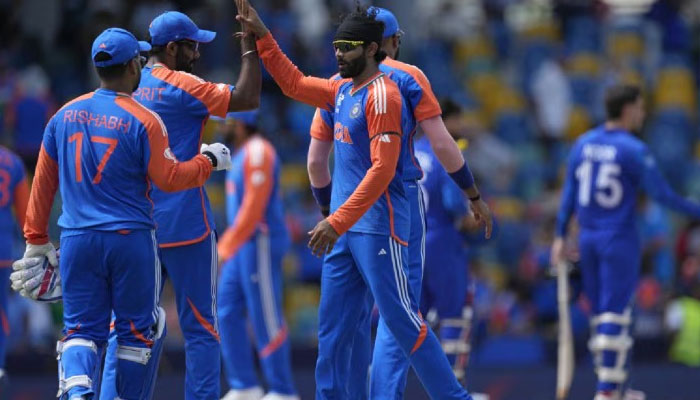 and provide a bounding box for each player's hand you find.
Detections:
[307,219,339,257]
[235,0,269,38]
[22,242,58,266]
[11,251,63,303]
[550,237,565,268]
[470,198,493,239]
[200,143,232,171]
[457,213,480,233]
